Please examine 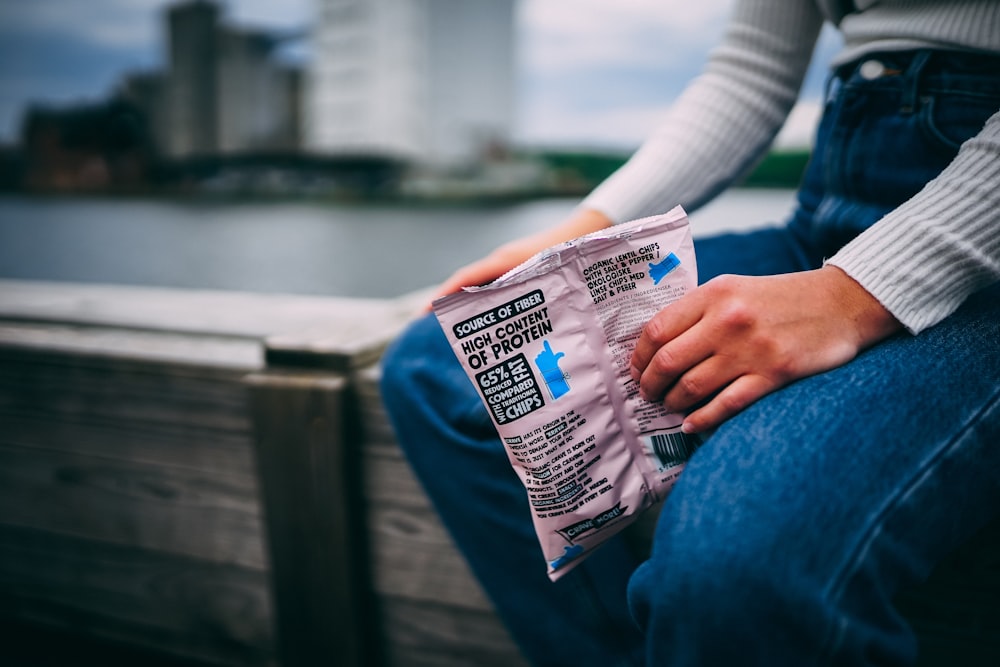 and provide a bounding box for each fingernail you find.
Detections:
[629,365,640,383]
[681,421,696,434]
